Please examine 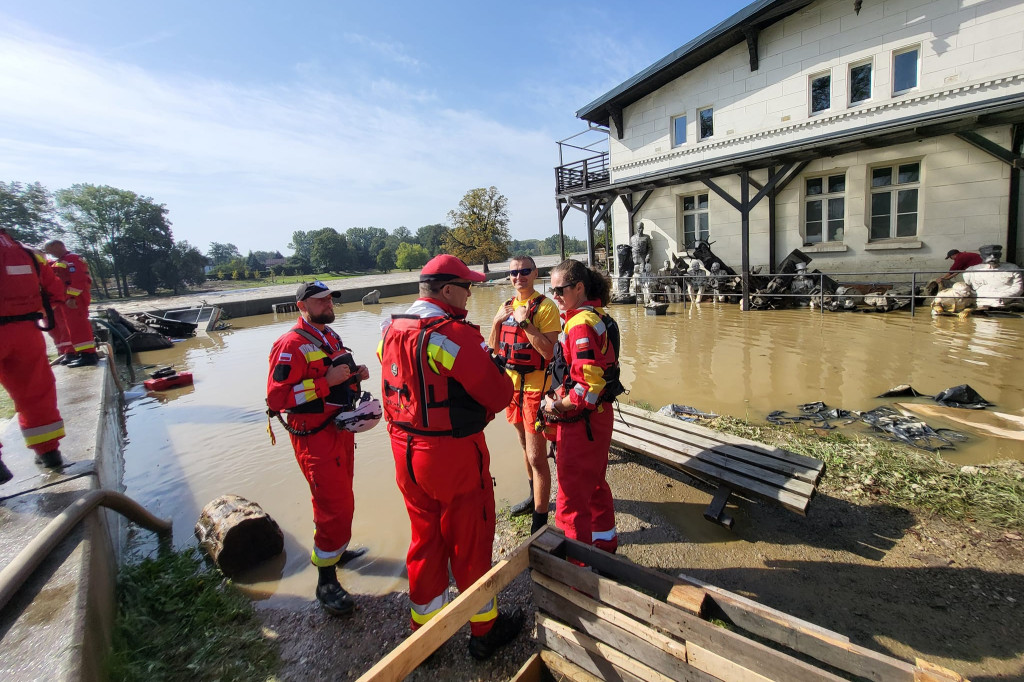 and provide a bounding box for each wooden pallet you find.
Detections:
[611,402,825,528]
